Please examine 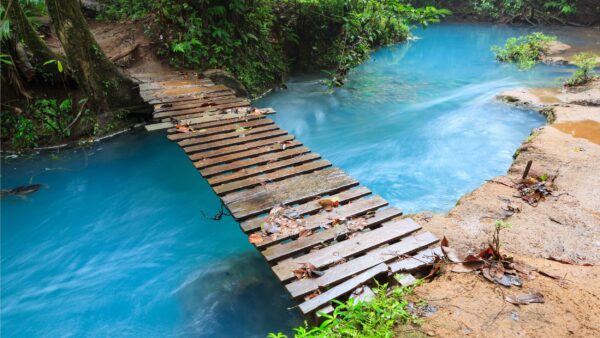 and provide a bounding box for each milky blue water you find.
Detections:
[1,24,591,337]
